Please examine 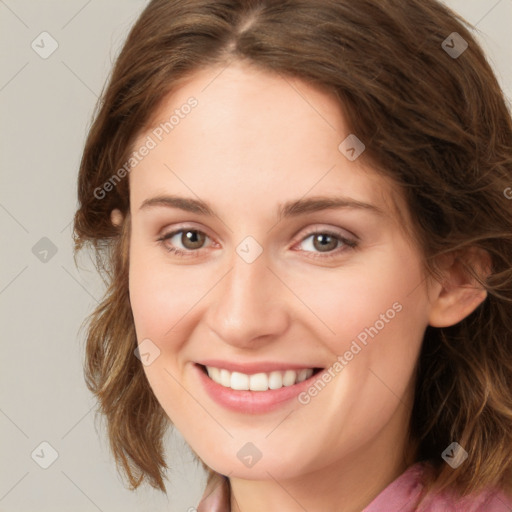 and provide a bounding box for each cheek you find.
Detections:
[287,240,429,422]
[290,242,428,355]
[321,244,427,417]
[128,242,210,341]
[128,247,201,422]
